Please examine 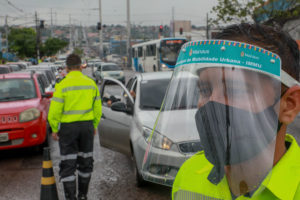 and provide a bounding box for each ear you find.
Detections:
[279,85,300,124]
